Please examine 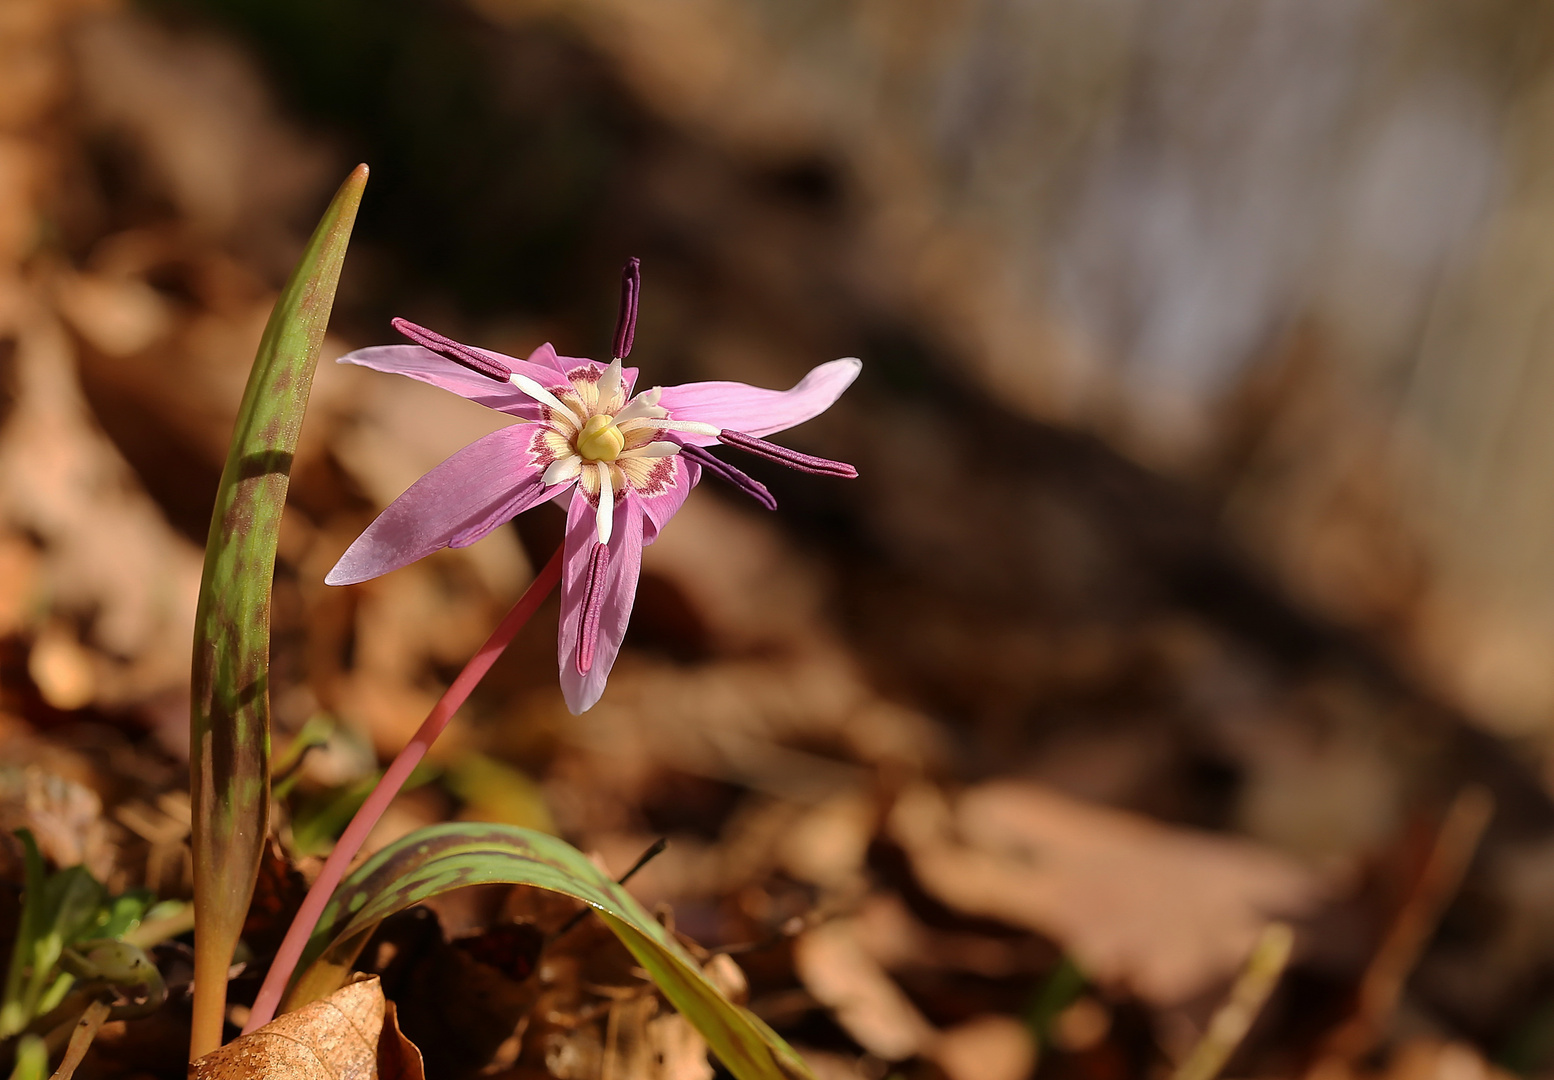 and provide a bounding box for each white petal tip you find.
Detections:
[563,688,602,714]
